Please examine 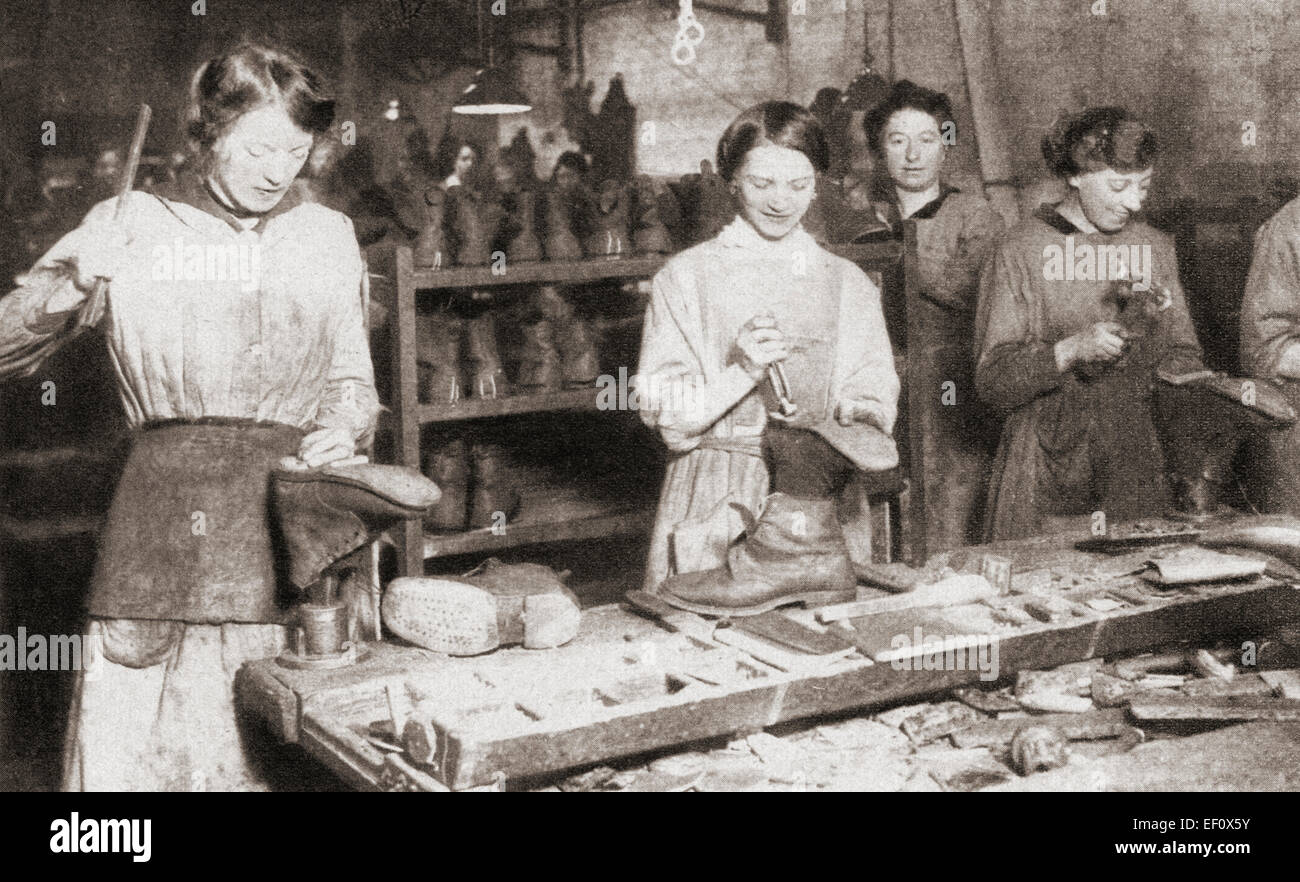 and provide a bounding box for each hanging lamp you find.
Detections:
[453,0,531,114]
